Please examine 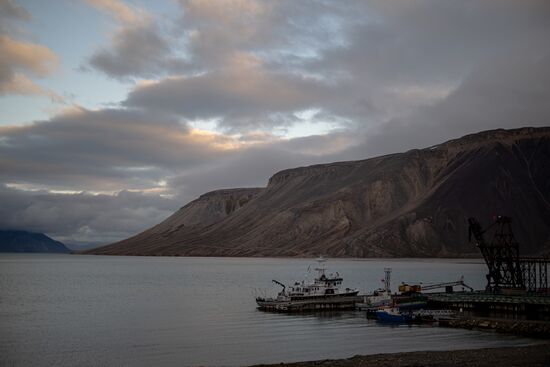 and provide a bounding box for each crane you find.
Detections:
[468,216,524,292]
[272,279,286,291]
